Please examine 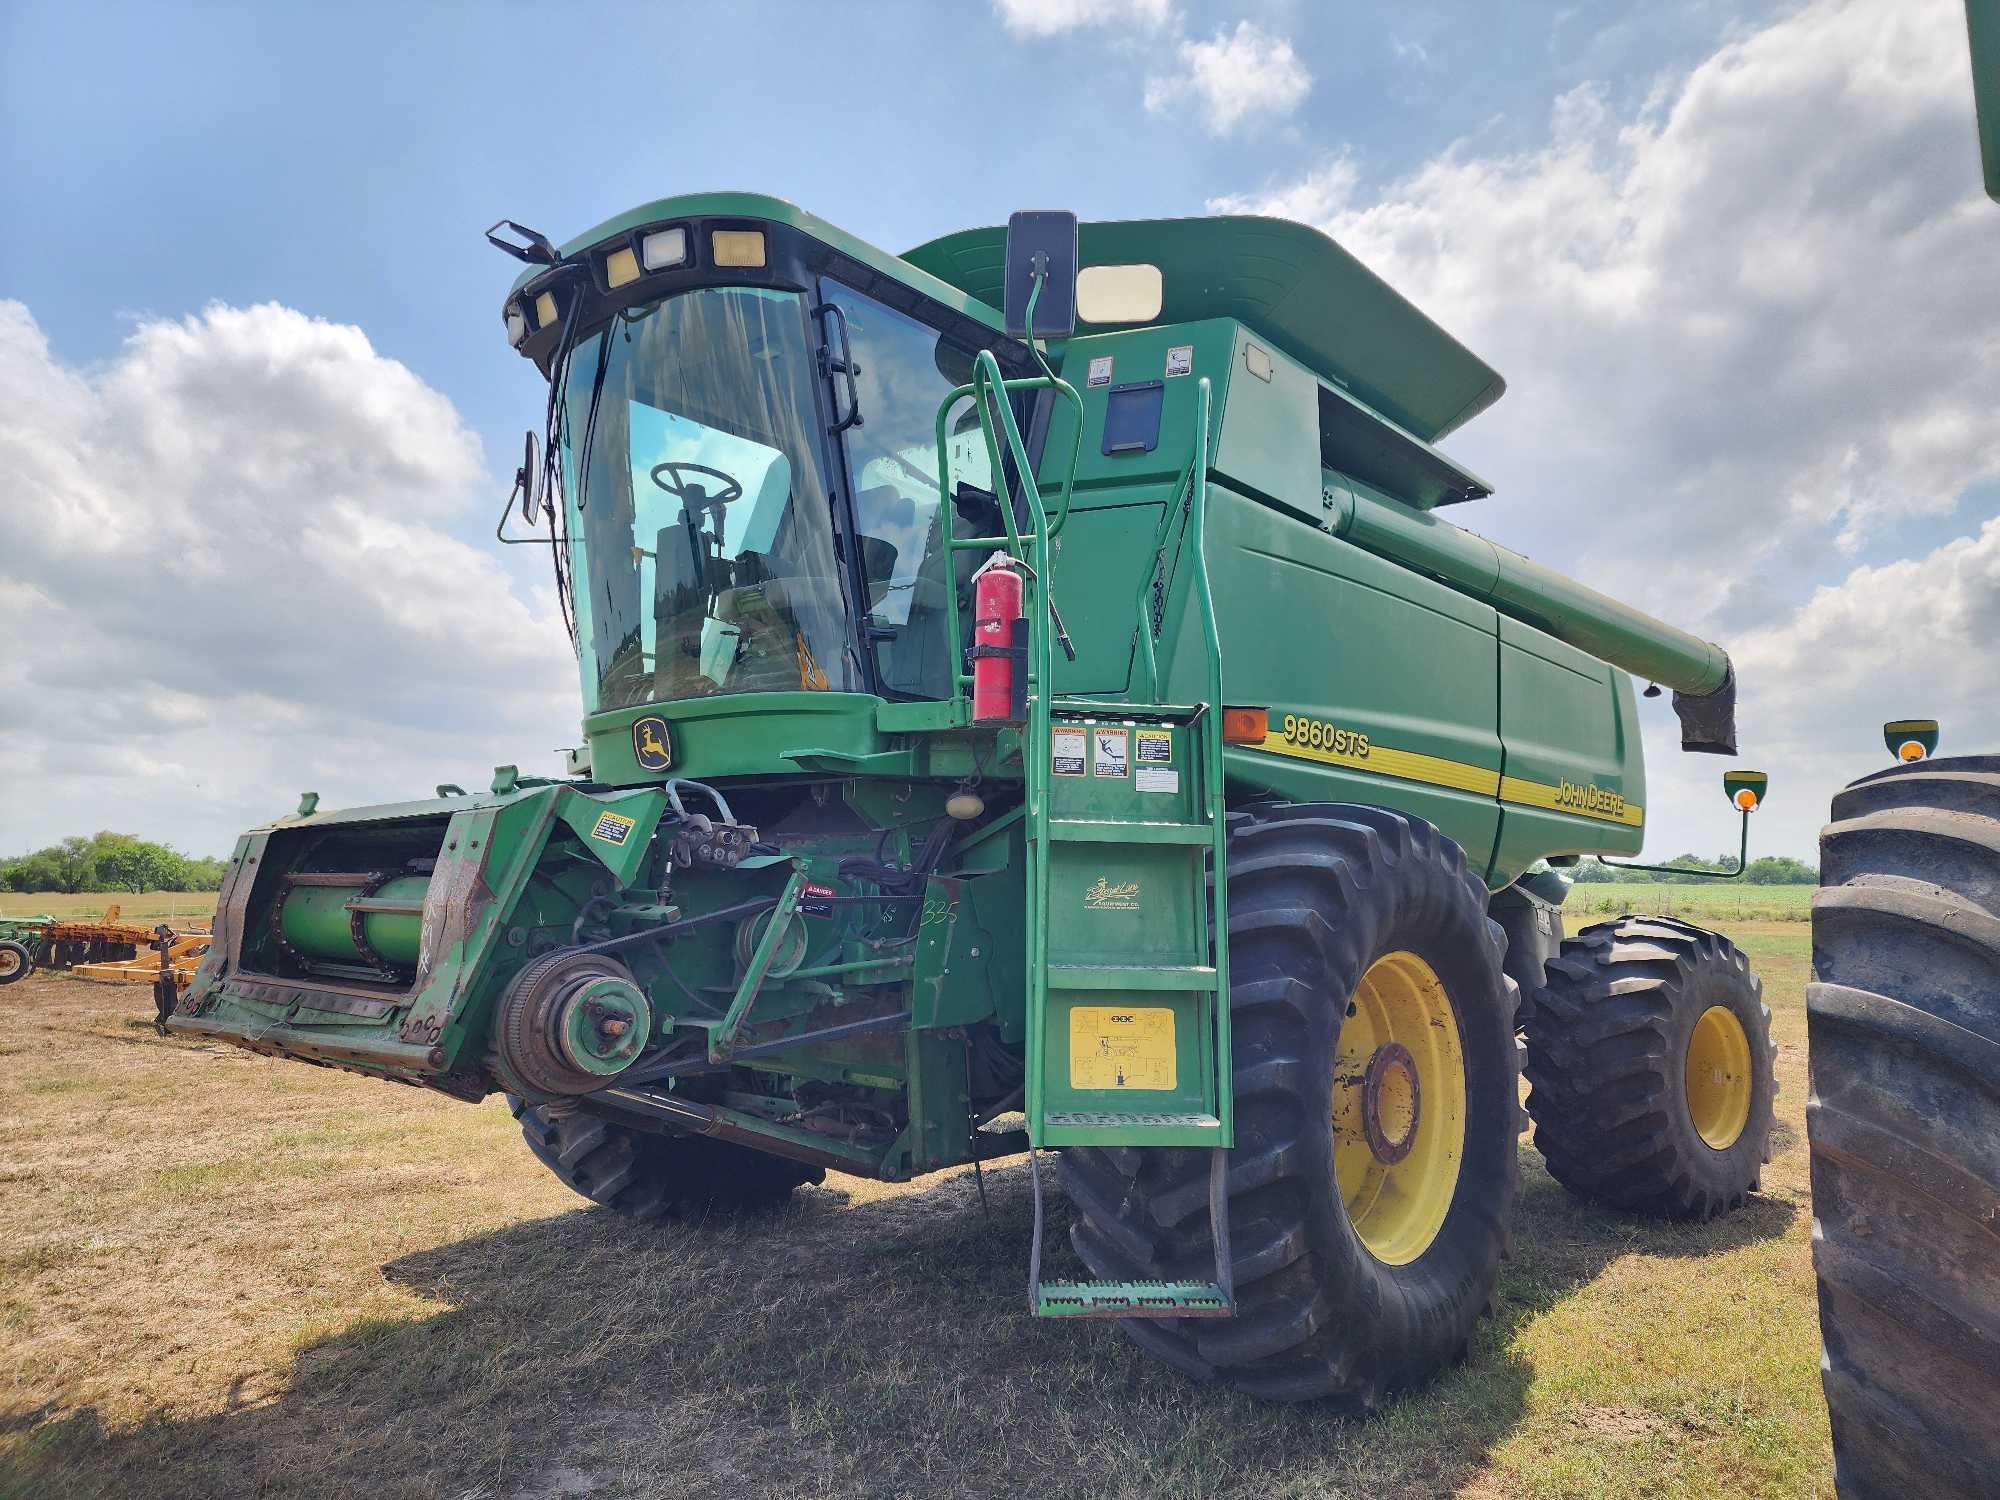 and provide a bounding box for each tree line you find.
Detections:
[1568,853,1817,884]
[1,833,229,893]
